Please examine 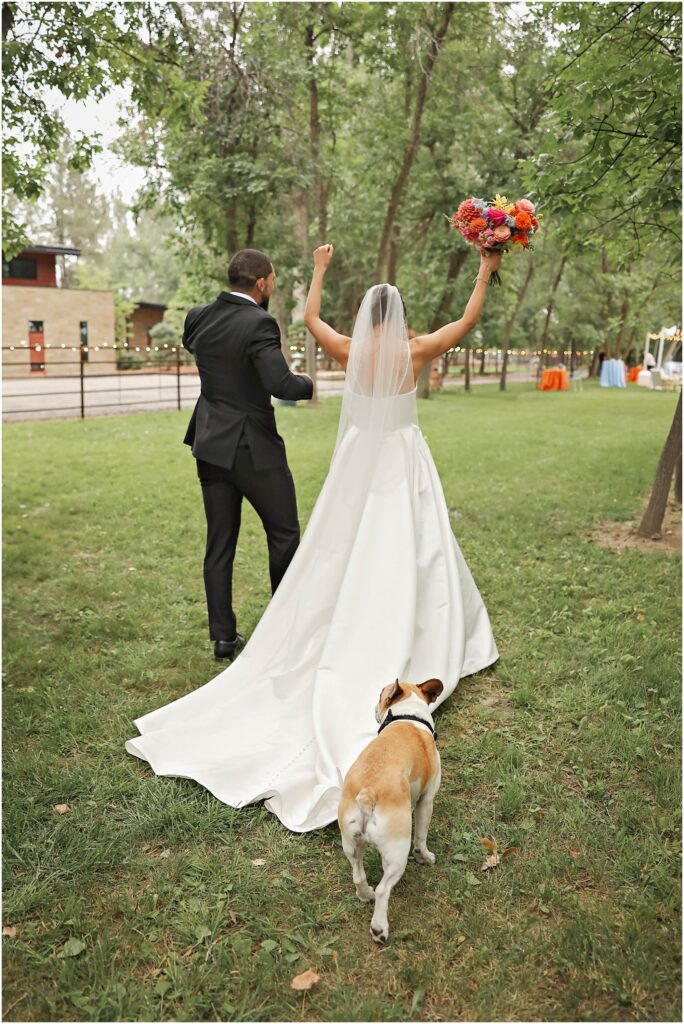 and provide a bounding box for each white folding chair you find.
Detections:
[570,368,584,392]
